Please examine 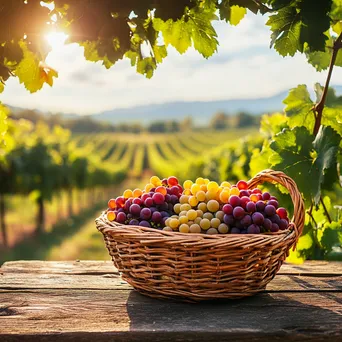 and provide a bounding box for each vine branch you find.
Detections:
[320,196,332,223]
[313,32,342,136]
